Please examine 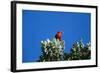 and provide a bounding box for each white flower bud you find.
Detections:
[46,39,50,43]
[41,41,43,43]
[44,41,47,45]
